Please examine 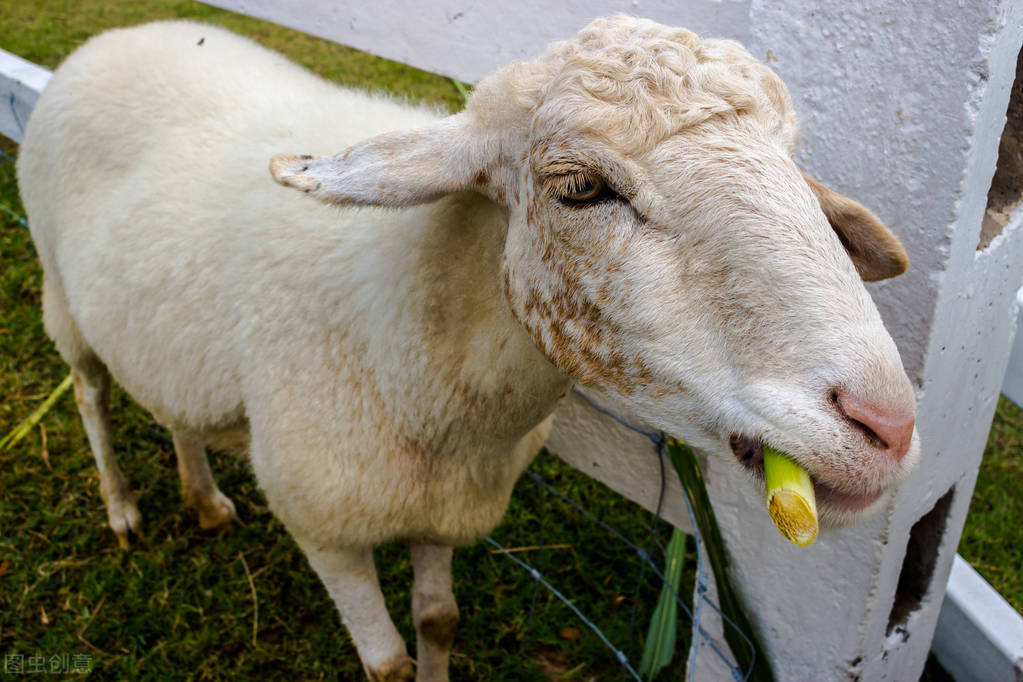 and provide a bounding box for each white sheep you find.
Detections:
[18,16,920,681]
